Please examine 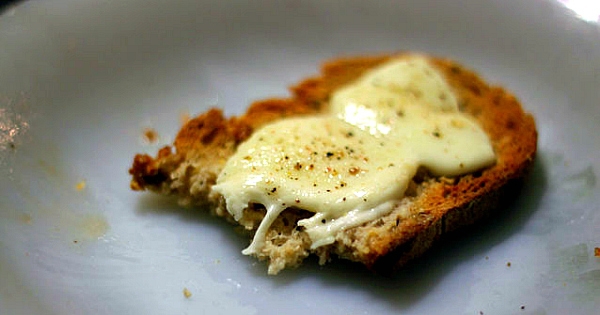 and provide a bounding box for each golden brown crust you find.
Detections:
[129,53,537,274]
